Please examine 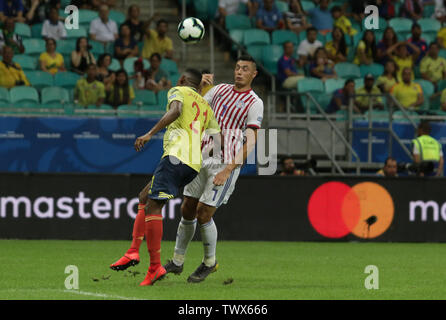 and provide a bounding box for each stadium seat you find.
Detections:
[275,0,289,13]
[41,86,70,105]
[324,78,345,93]
[261,44,283,75]
[423,4,436,18]
[243,29,270,46]
[13,54,37,70]
[439,49,446,59]
[109,58,121,72]
[90,40,105,55]
[334,62,361,79]
[160,58,179,76]
[23,38,45,56]
[388,18,412,33]
[31,23,43,38]
[229,29,244,48]
[418,18,441,33]
[78,9,98,24]
[109,10,126,25]
[170,73,181,86]
[246,44,268,63]
[157,90,169,108]
[117,104,139,117]
[301,0,315,11]
[359,63,384,78]
[297,77,324,93]
[272,30,298,45]
[10,86,39,106]
[354,78,364,88]
[414,79,434,110]
[26,71,54,90]
[420,33,435,45]
[362,17,387,30]
[133,90,157,106]
[123,57,150,76]
[14,23,31,38]
[66,27,87,39]
[0,87,10,107]
[225,14,252,30]
[58,39,76,55]
[54,72,81,89]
